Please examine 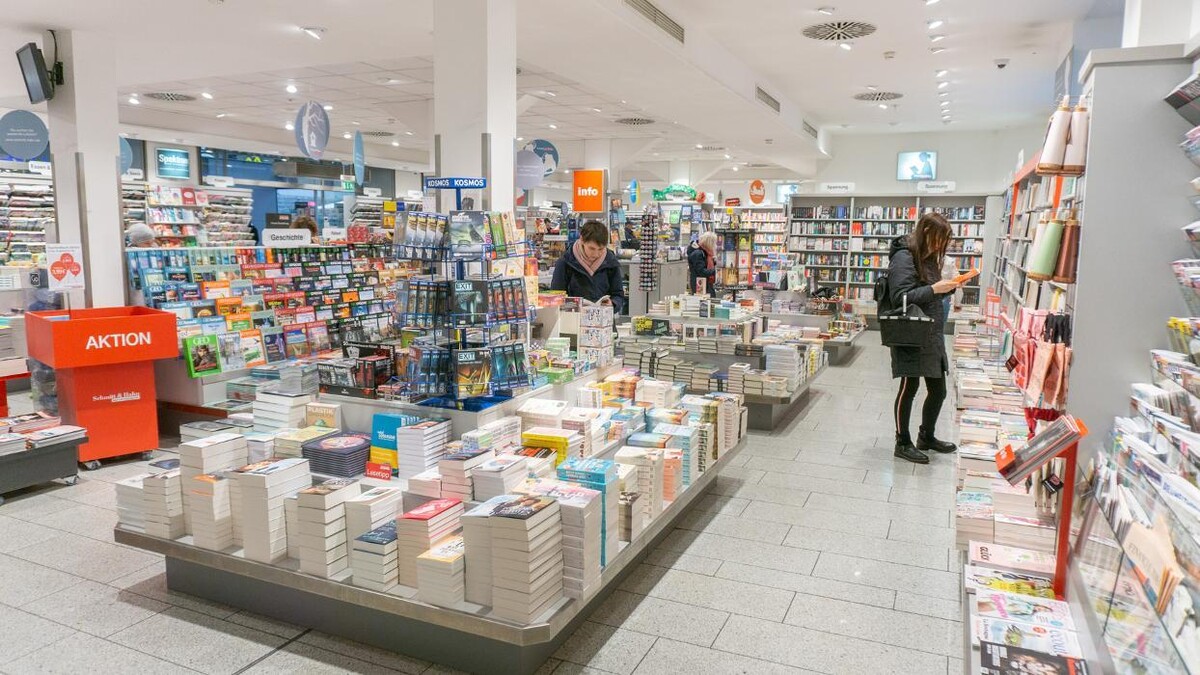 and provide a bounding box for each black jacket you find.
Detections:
[687,241,716,296]
[887,236,948,378]
[551,246,626,313]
